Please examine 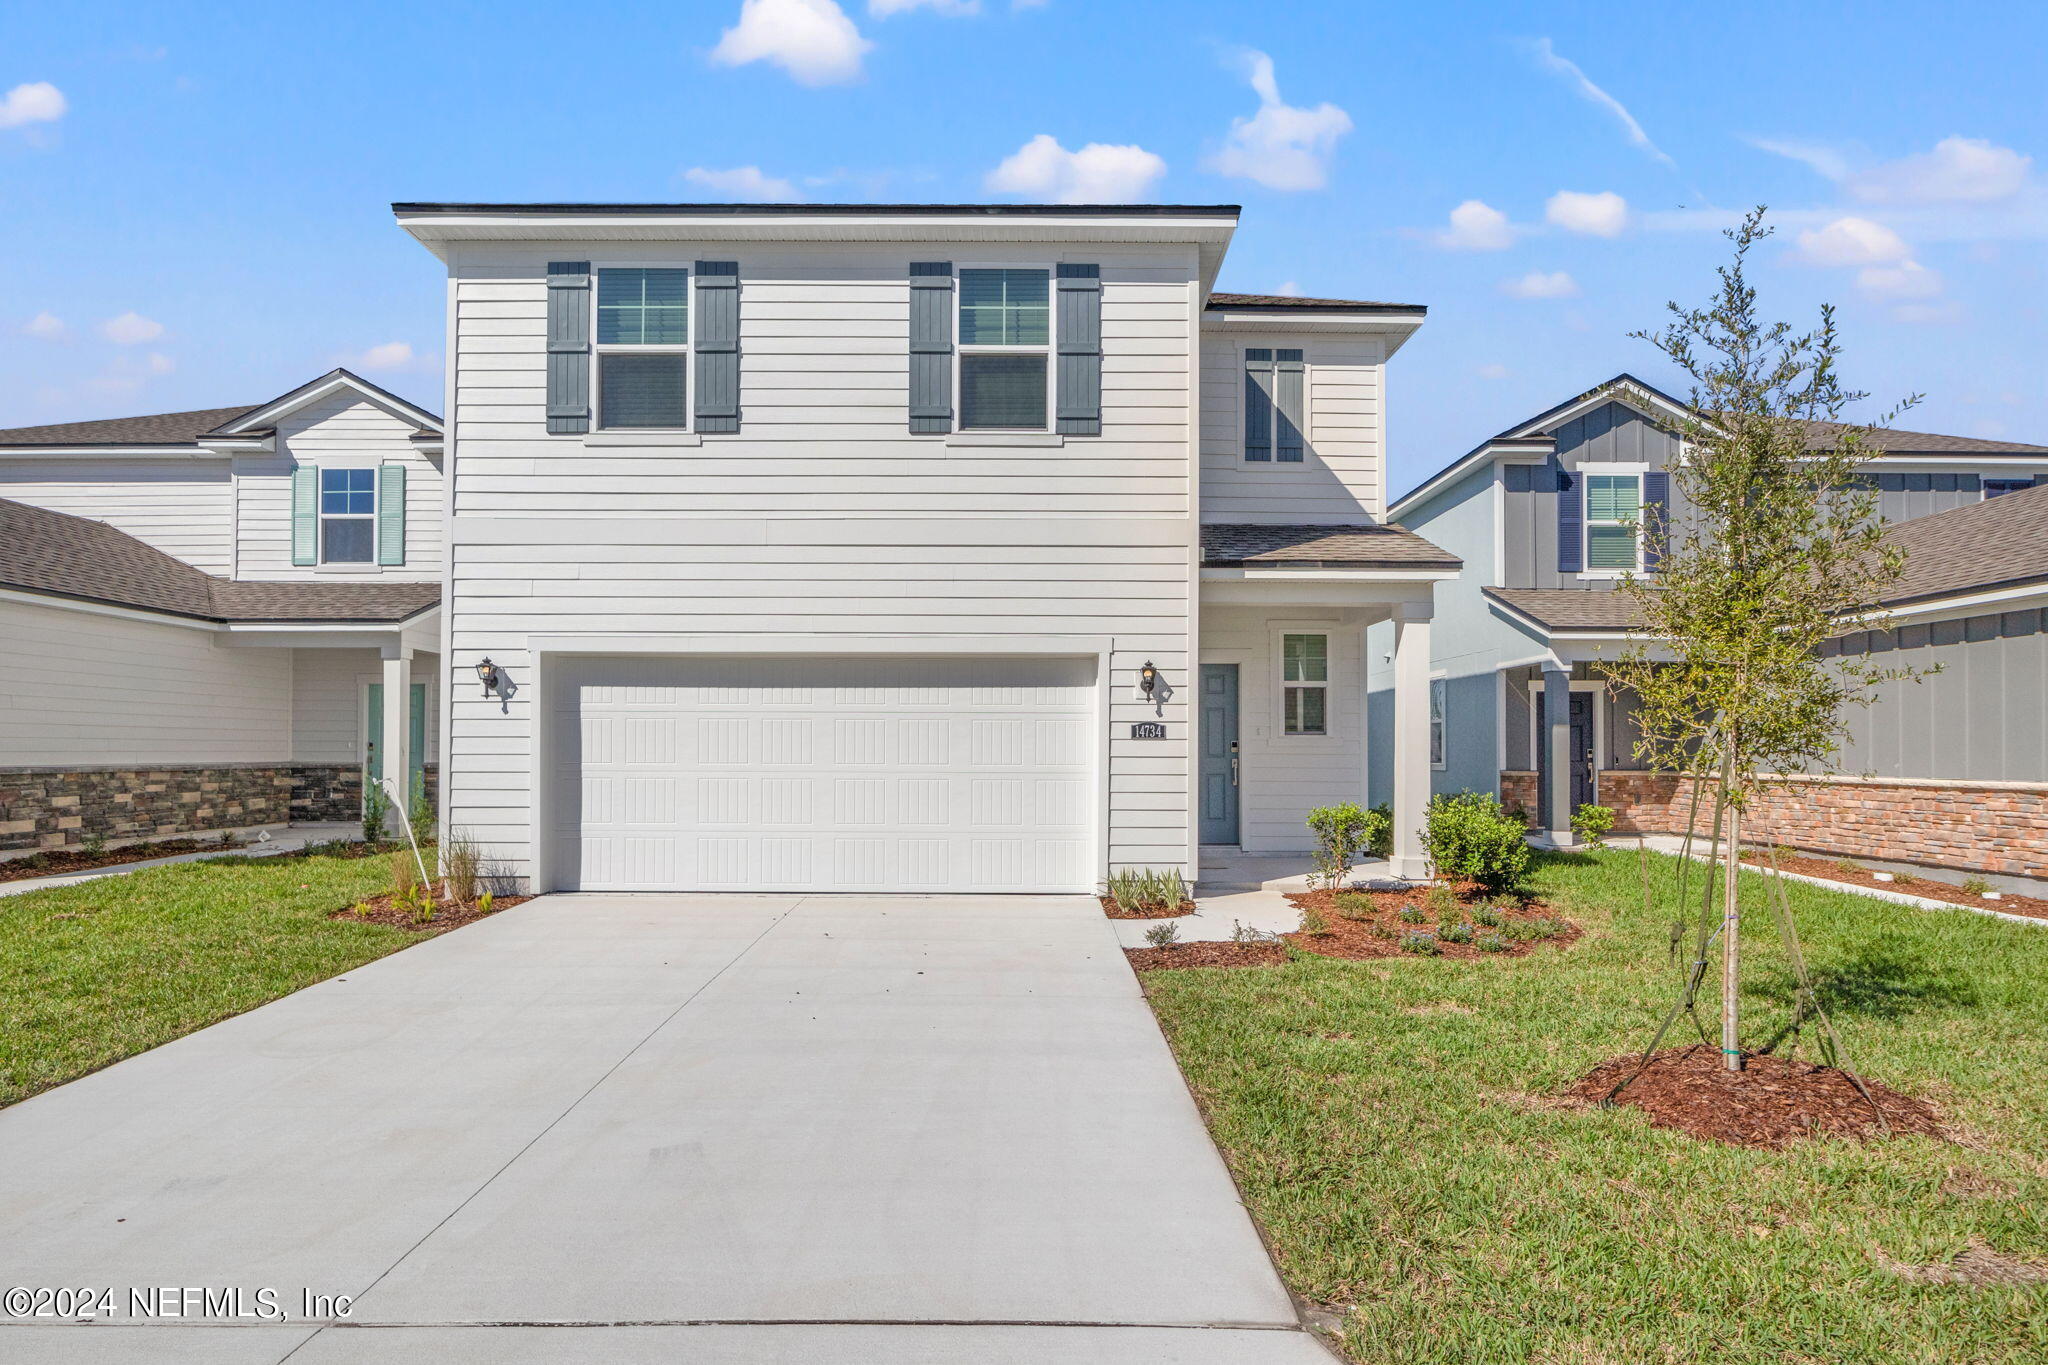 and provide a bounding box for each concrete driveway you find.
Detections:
[0,893,1330,1363]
